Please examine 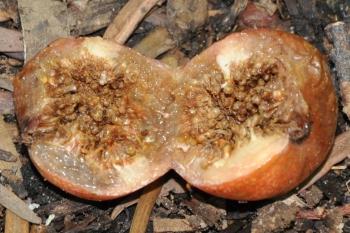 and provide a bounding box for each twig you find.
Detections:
[300,130,350,191]
[0,184,41,224]
[103,0,161,44]
[129,179,164,233]
[296,204,350,220]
